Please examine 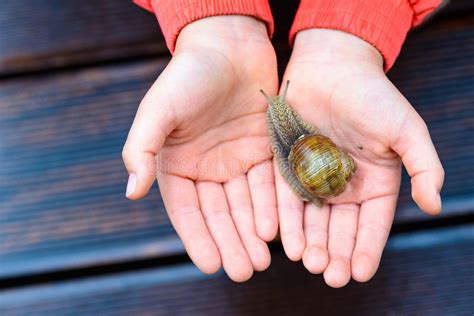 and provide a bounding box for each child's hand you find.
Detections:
[276,29,444,287]
[122,16,279,282]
